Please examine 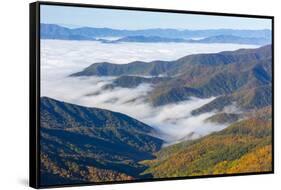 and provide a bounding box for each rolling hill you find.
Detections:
[141,107,272,177]
[71,45,271,77]
[71,45,272,110]
[40,97,163,185]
